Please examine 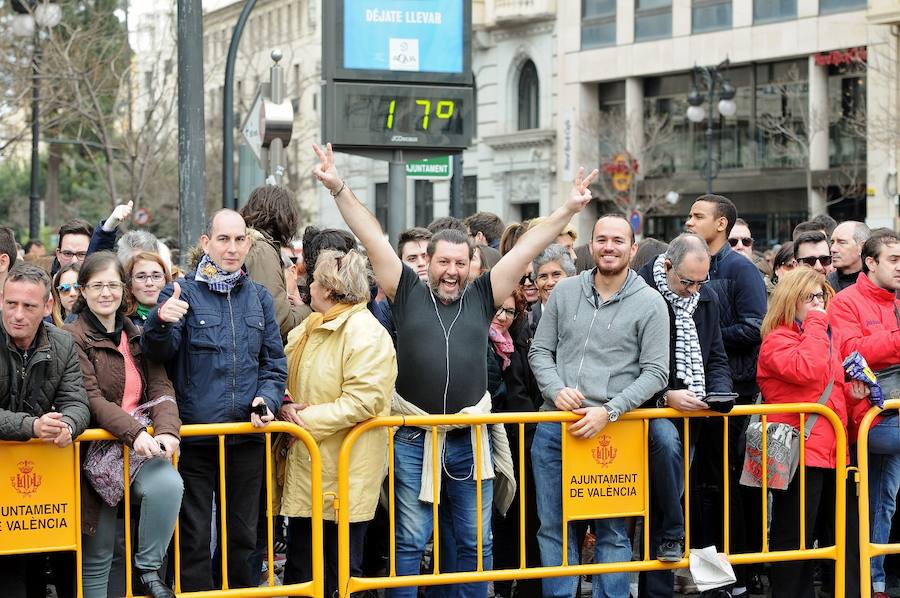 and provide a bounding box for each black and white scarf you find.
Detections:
[652,255,705,399]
